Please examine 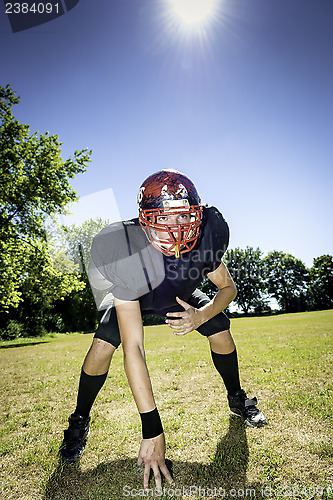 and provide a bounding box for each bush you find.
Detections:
[143,314,166,326]
[44,313,66,333]
[1,320,26,340]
